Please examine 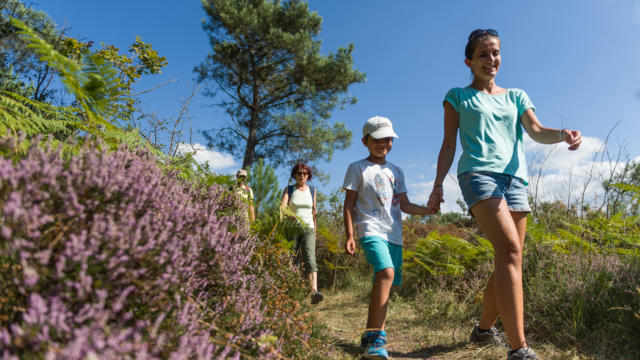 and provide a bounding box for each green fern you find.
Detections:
[0,91,76,136]
[0,18,168,157]
[409,230,493,278]
[10,18,122,131]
